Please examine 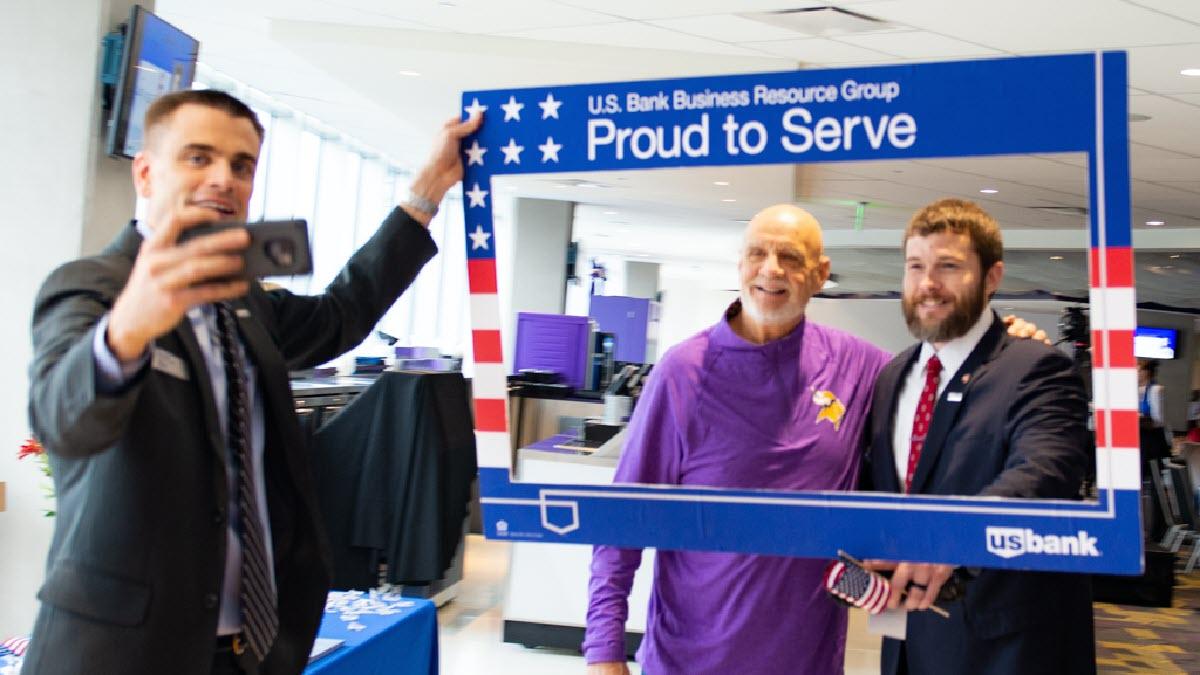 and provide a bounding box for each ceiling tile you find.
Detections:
[649,14,809,43]
[1127,44,1200,95]
[550,0,886,22]
[1125,0,1200,24]
[339,0,614,34]
[836,30,1003,59]
[741,37,898,65]
[863,0,1200,52]
[502,21,775,56]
